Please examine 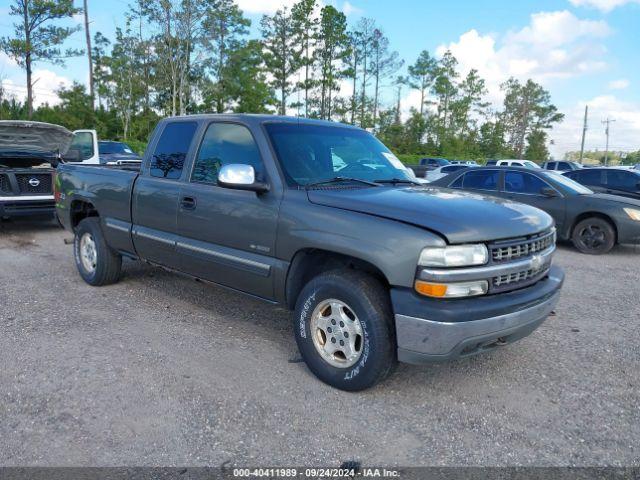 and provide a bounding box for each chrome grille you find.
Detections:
[491,230,555,262]
[493,266,549,288]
